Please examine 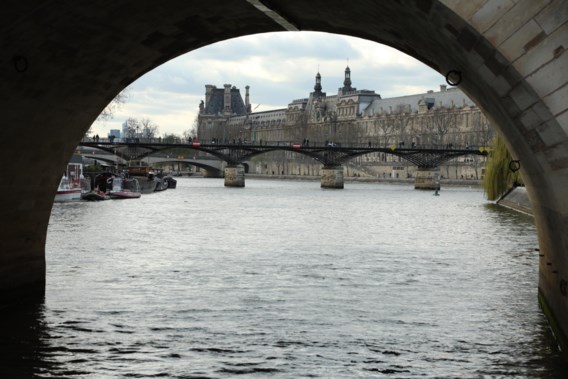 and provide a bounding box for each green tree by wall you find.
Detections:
[483,133,523,200]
